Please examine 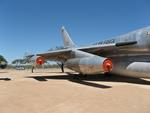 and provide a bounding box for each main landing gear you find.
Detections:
[57,62,64,73]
